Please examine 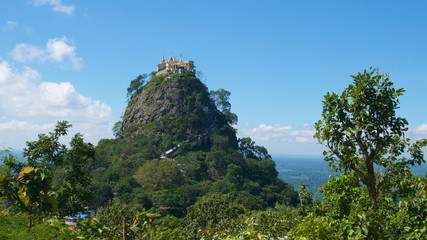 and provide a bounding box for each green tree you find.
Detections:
[134,159,184,191]
[0,121,95,227]
[185,193,246,237]
[0,211,73,240]
[390,175,427,239]
[231,204,302,239]
[127,74,147,100]
[57,133,95,216]
[113,120,123,139]
[291,213,335,240]
[238,137,271,160]
[7,166,56,228]
[210,88,238,124]
[85,199,159,240]
[1,121,71,227]
[314,68,426,211]
[24,120,71,168]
